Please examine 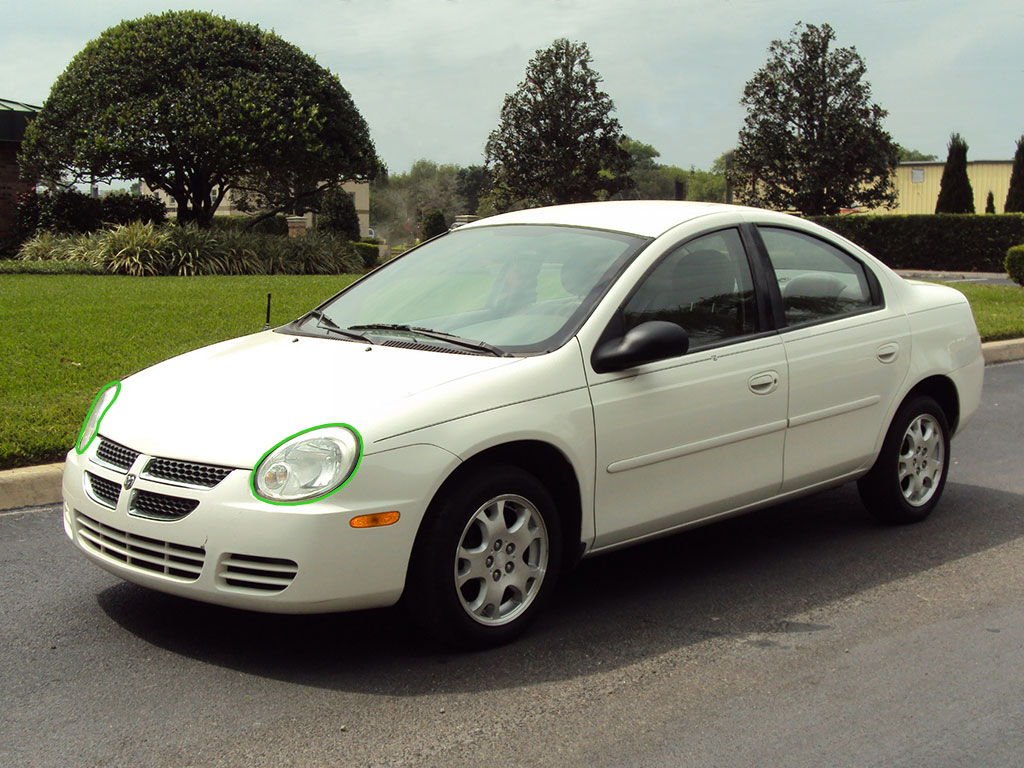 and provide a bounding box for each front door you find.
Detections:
[586,228,789,550]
